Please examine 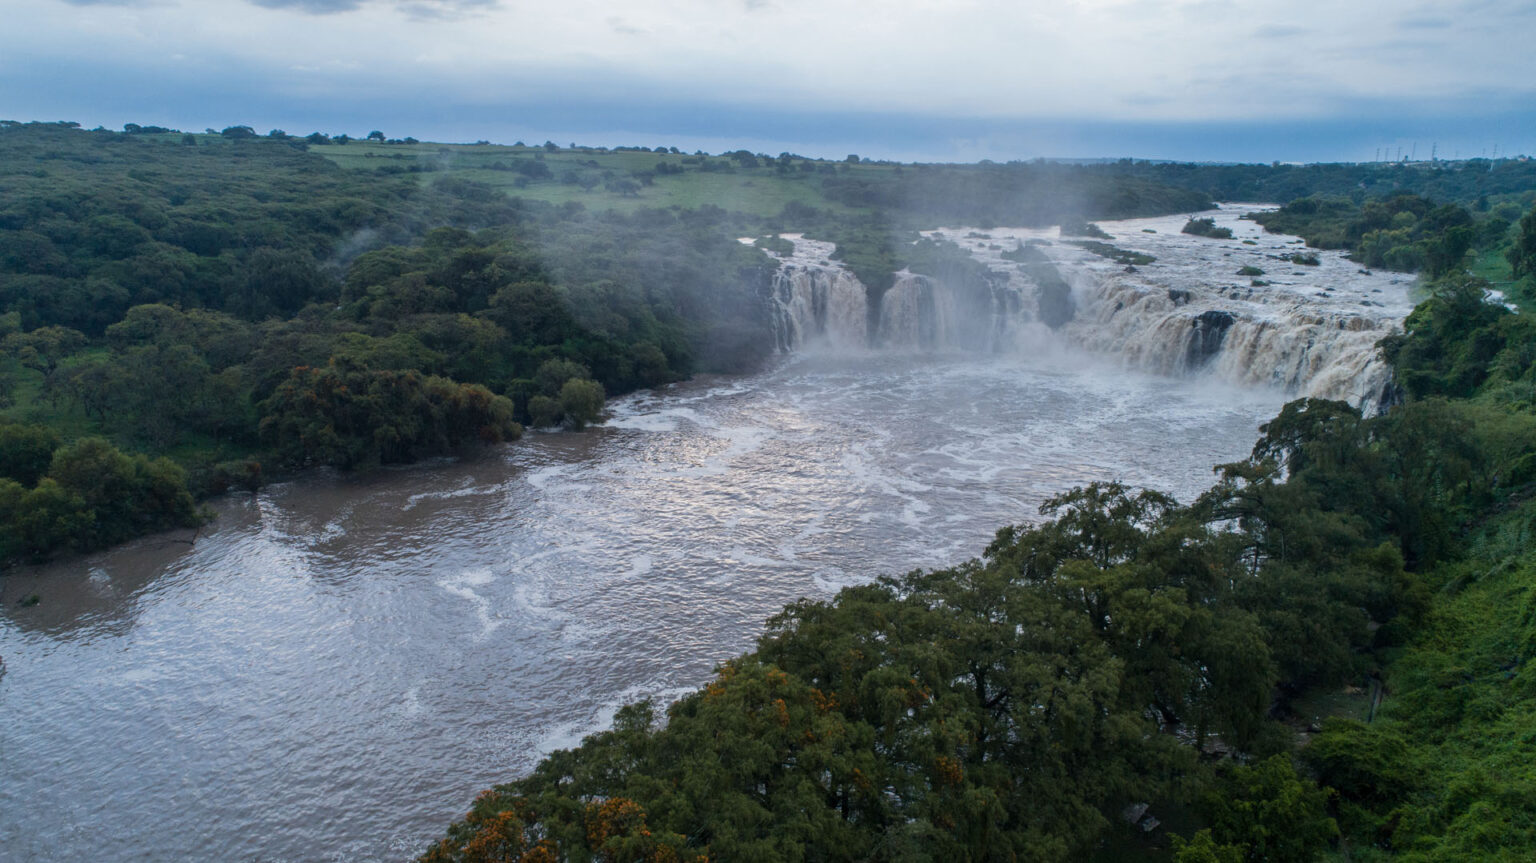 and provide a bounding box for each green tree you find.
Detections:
[533,358,589,396]
[1199,756,1338,863]
[526,394,560,428]
[0,422,59,486]
[2,478,91,560]
[1172,830,1244,863]
[4,325,87,405]
[259,362,519,469]
[1508,204,1536,279]
[557,378,604,430]
[5,325,87,379]
[47,437,199,549]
